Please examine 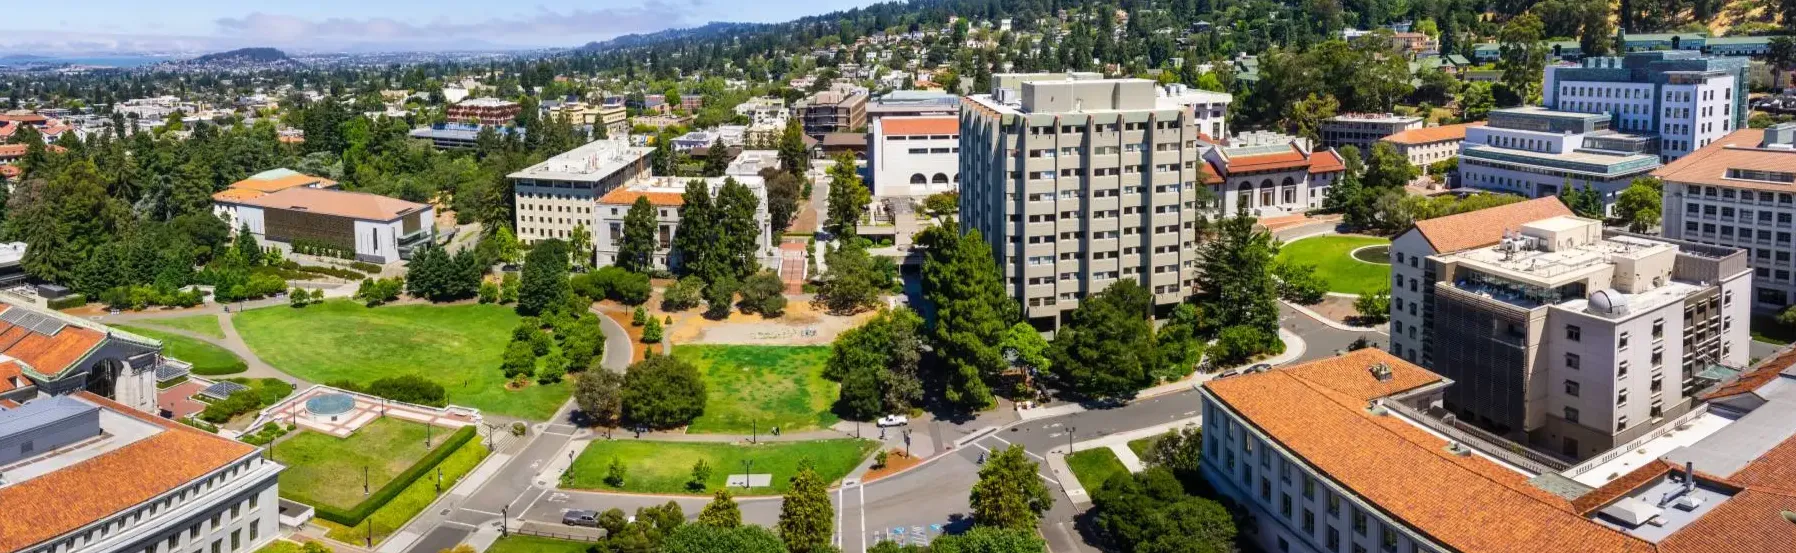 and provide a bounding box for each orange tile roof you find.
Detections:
[1204,349,1652,553]
[1309,149,1347,174]
[0,144,26,158]
[880,116,958,136]
[0,360,21,392]
[1223,148,1310,173]
[212,188,269,202]
[228,187,429,221]
[0,393,257,553]
[1571,460,1677,514]
[1198,160,1224,185]
[0,305,106,379]
[227,173,339,193]
[1727,432,1796,494]
[1409,196,1573,253]
[1702,345,1796,401]
[1381,122,1485,145]
[1654,129,1796,194]
[598,188,685,207]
